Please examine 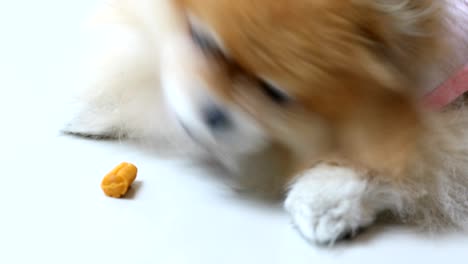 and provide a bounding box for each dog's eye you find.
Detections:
[259,80,291,105]
[190,27,213,51]
[190,26,225,59]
